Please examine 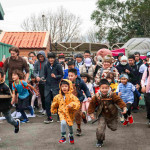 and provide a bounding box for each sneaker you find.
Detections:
[120,115,124,123]
[30,107,34,116]
[21,119,29,123]
[44,117,53,124]
[42,110,46,115]
[59,136,66,143]
[38,109,43,113]
[87,116,92,122]
[69,135,74,144]
[123,119,129,126]
[128,115,133,124]
[14,119,20,133]
[82,112,87,124]
[76,129,82,136]
[96,140,103,148]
